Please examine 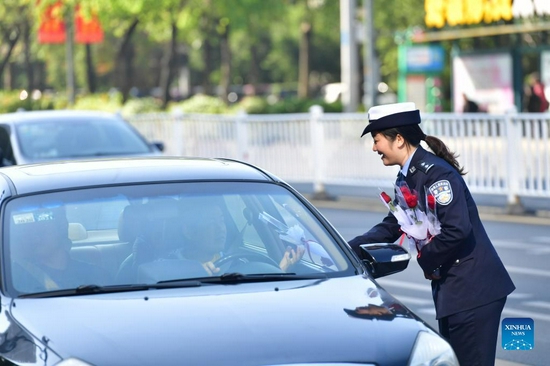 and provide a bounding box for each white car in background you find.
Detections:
[0,110,163,166]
